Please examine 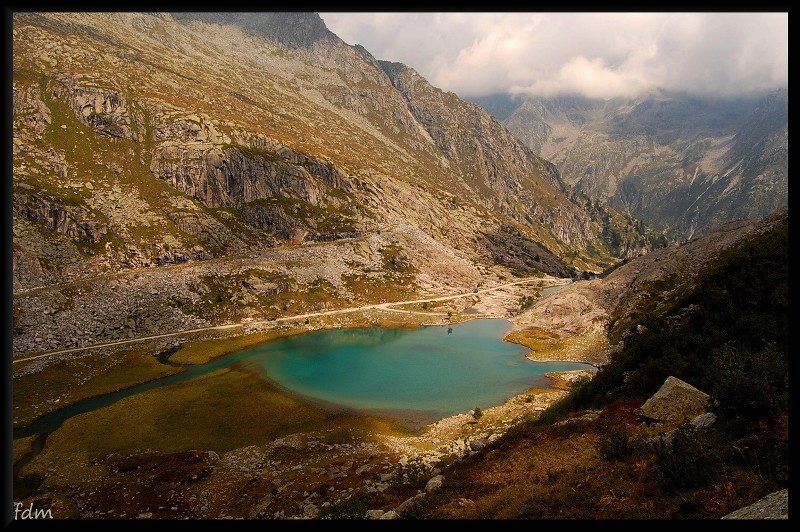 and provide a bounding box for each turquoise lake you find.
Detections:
[243,318,591,419]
